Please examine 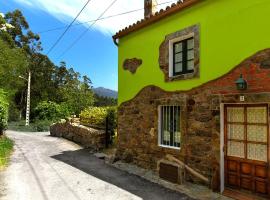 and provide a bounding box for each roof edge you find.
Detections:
[113,0,201,40]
